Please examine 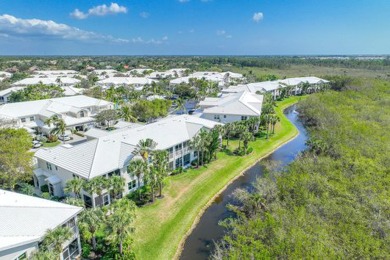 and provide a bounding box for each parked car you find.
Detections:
[32,140,42,148]
[58,134,71,141]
